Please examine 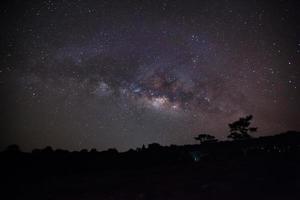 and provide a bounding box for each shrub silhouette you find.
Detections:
[228,115,257,140]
